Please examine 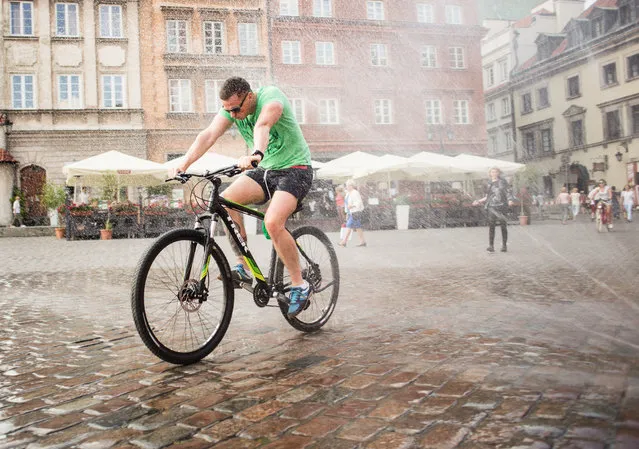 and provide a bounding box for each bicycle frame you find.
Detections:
[189,173,306,299]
